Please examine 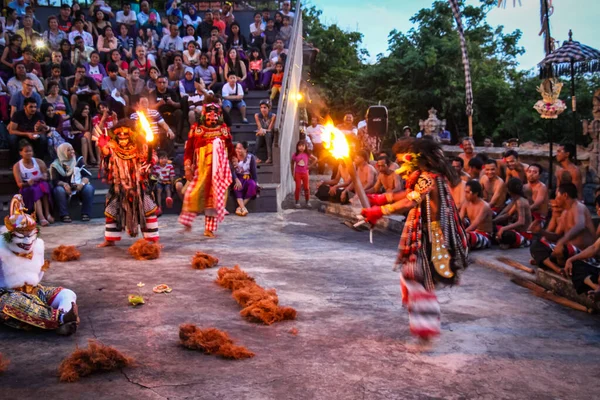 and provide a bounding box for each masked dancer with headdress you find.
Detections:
[361,138,468,341]
[97,119,159,247]
[179,99,233,238]
[0,195,79,335]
